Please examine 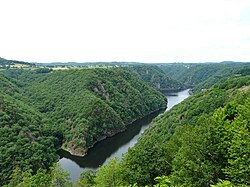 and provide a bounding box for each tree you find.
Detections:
[50,163,72,187]
[75,169,96,187]
[94,159,124,187]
